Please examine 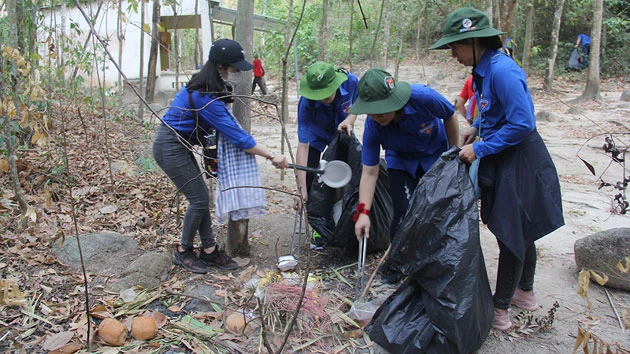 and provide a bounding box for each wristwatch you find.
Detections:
[267,152,276,160]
